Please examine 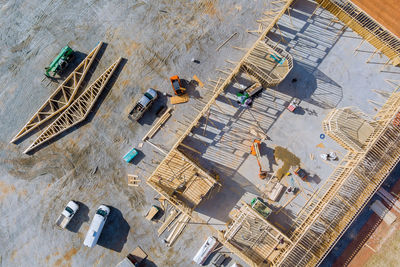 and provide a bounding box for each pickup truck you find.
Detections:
[55,201,79,229]
[128,88,158,121]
